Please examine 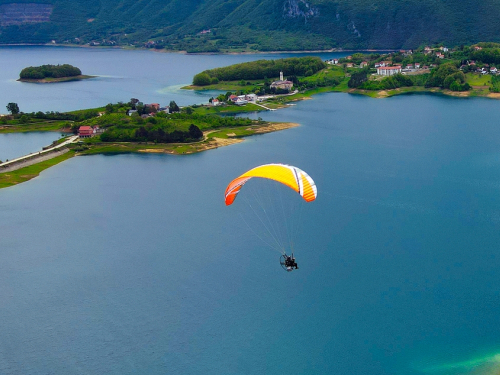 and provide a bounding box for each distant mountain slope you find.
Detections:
[1,0,500,50]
